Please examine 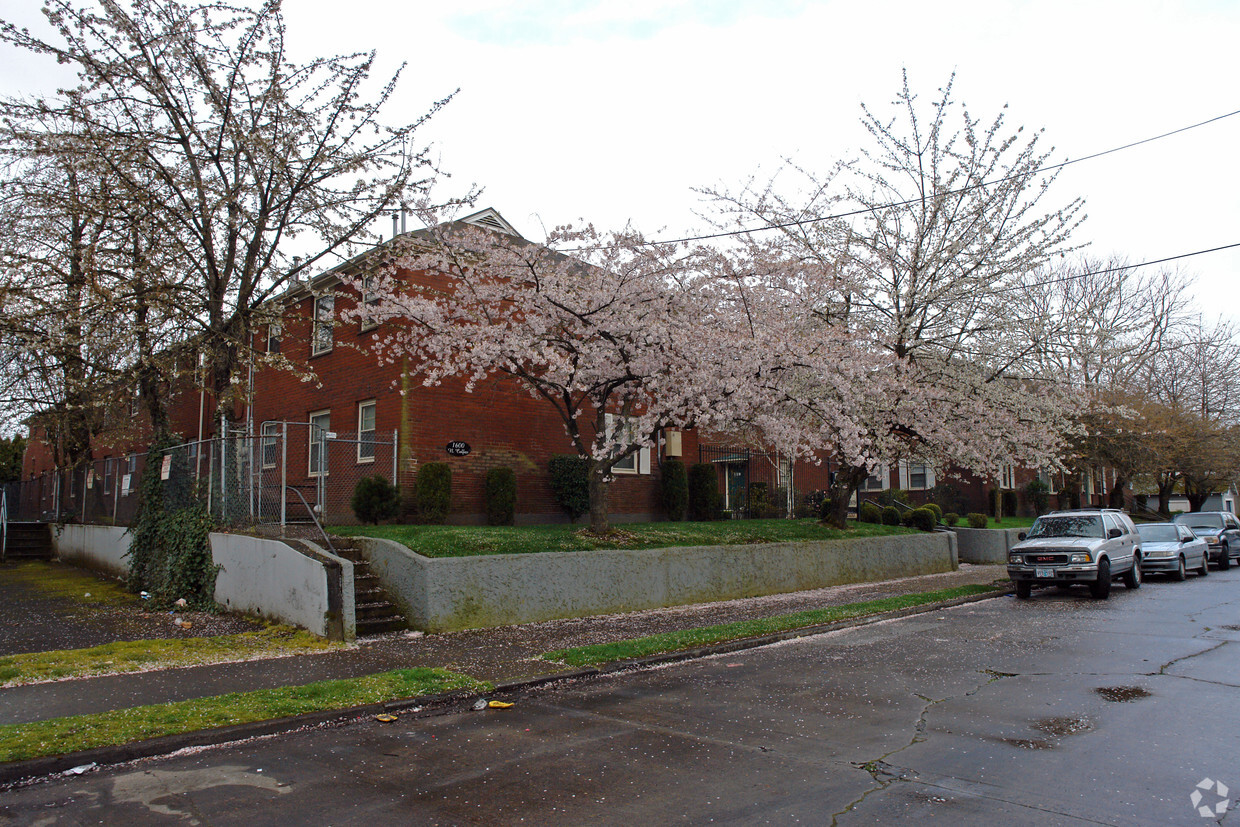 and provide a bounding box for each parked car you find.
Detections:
[1136,522,1209,581]
[1007,509,1142,600]
[1171,512,1240,569]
